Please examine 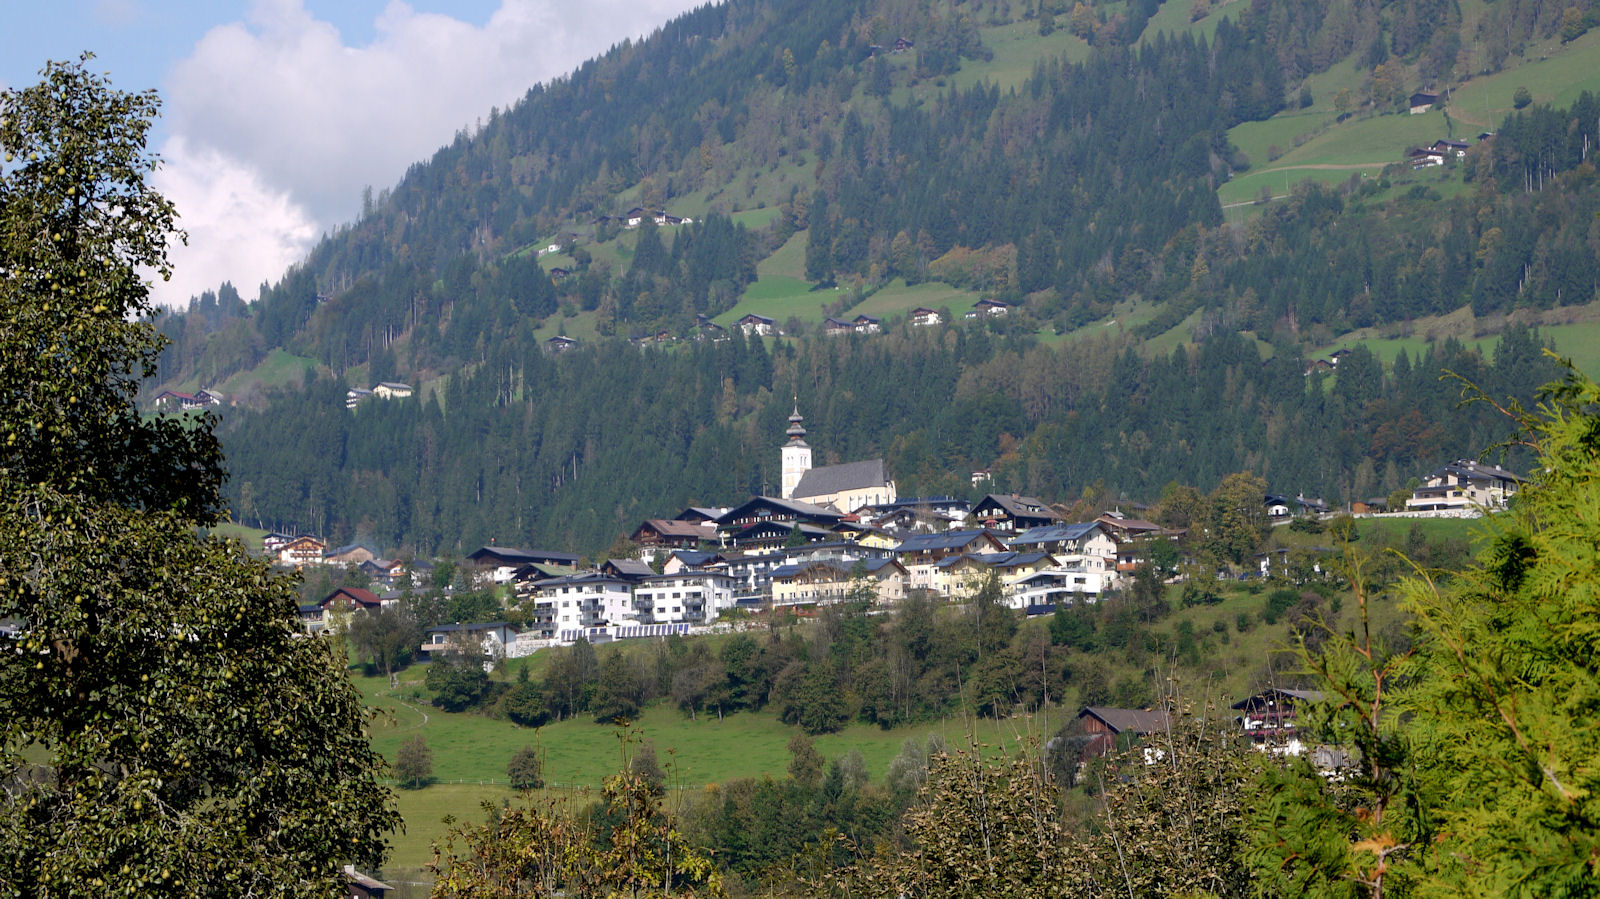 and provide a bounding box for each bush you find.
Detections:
[395,735,433,789]
[426,661,494,713]
[503,680,550,727]
[506,745,544,789]
[1513,86,1532,109]
[1262,588,1298,625]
